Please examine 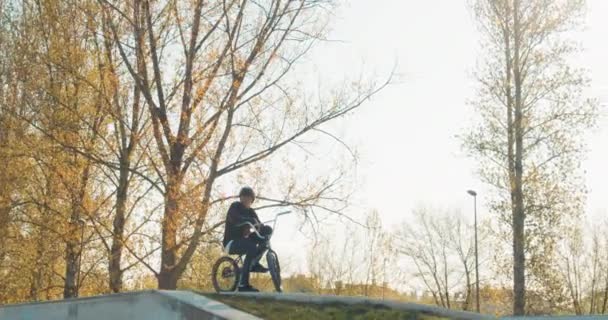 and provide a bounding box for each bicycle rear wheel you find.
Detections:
[266,249,282,292]
[212,256,240,293]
